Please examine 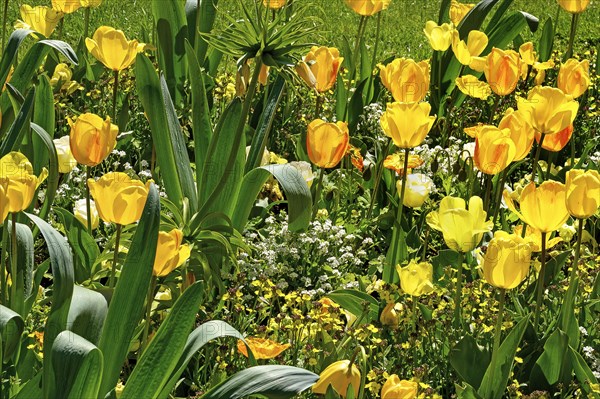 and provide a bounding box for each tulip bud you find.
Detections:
[0,152,48,214]
[397,260,435,297]
[153,229,191,277]
[474,126,516,175]
[69,113,118,167]
[312,360,361,398]
[557,59,590,99]
[74,198,99,230]
[423,21,454,51]
[565,169,600,219]
[379,58,430,103]
[296,46,344,93]
[306,119,349,169]
[482,231,532,289]
[535,124,573,152]
[498,108,534,161]
[557,0,590,13]
[396,173,433,208]
[289,161,315,188]
[380,102,436,149]
[484,48,521,96]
